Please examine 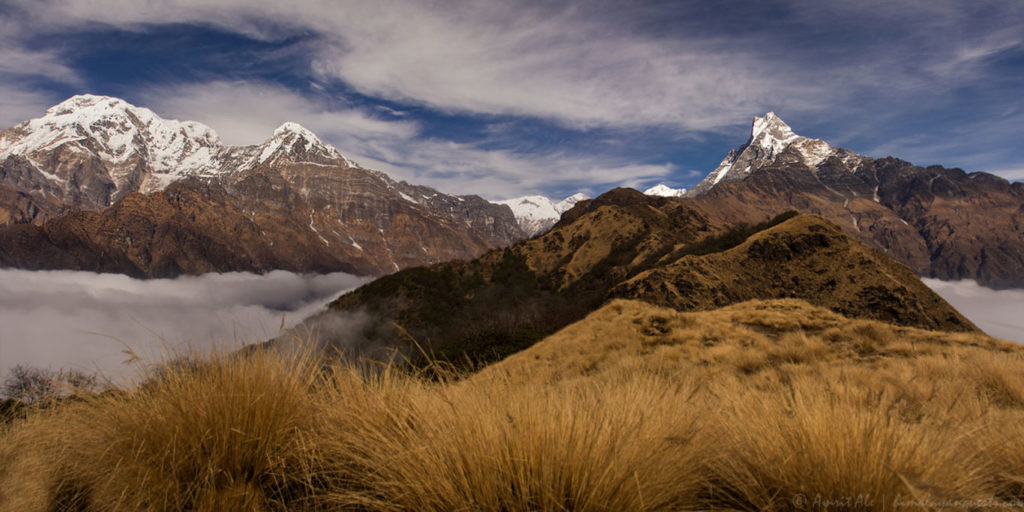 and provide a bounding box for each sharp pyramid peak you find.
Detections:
[751,112,796,140]
[686,111,849,197]
[256,121,346,166]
